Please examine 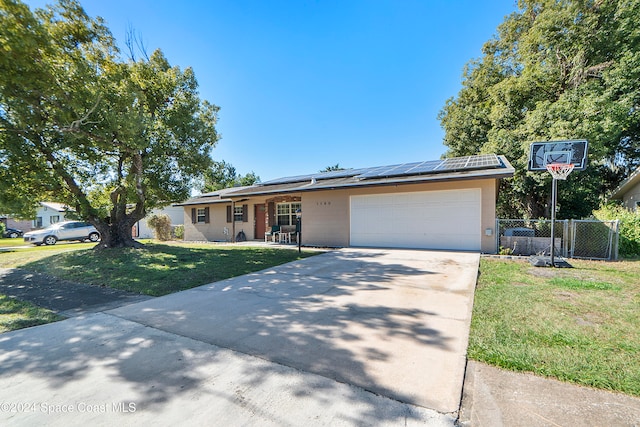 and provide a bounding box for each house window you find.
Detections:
[50,215,60,224]
[277,202,301,226]
[196,208,206,223]
[234,206,244,222]
[34,217,43,228]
